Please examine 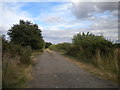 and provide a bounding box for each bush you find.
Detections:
[45,42,52,48]
[66,45,78,56]
[3,43,32,65]
[50,32,118,80]
[57,43,71,51]
[49,44,58,51]
[72,32,113,58]
[19,47,32,65]
[2,39,32,65]
[49,43,72,54]
[2,19,45,88]
[2,36,32,88]
[2,53,27,88]
[7,20,44,50]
